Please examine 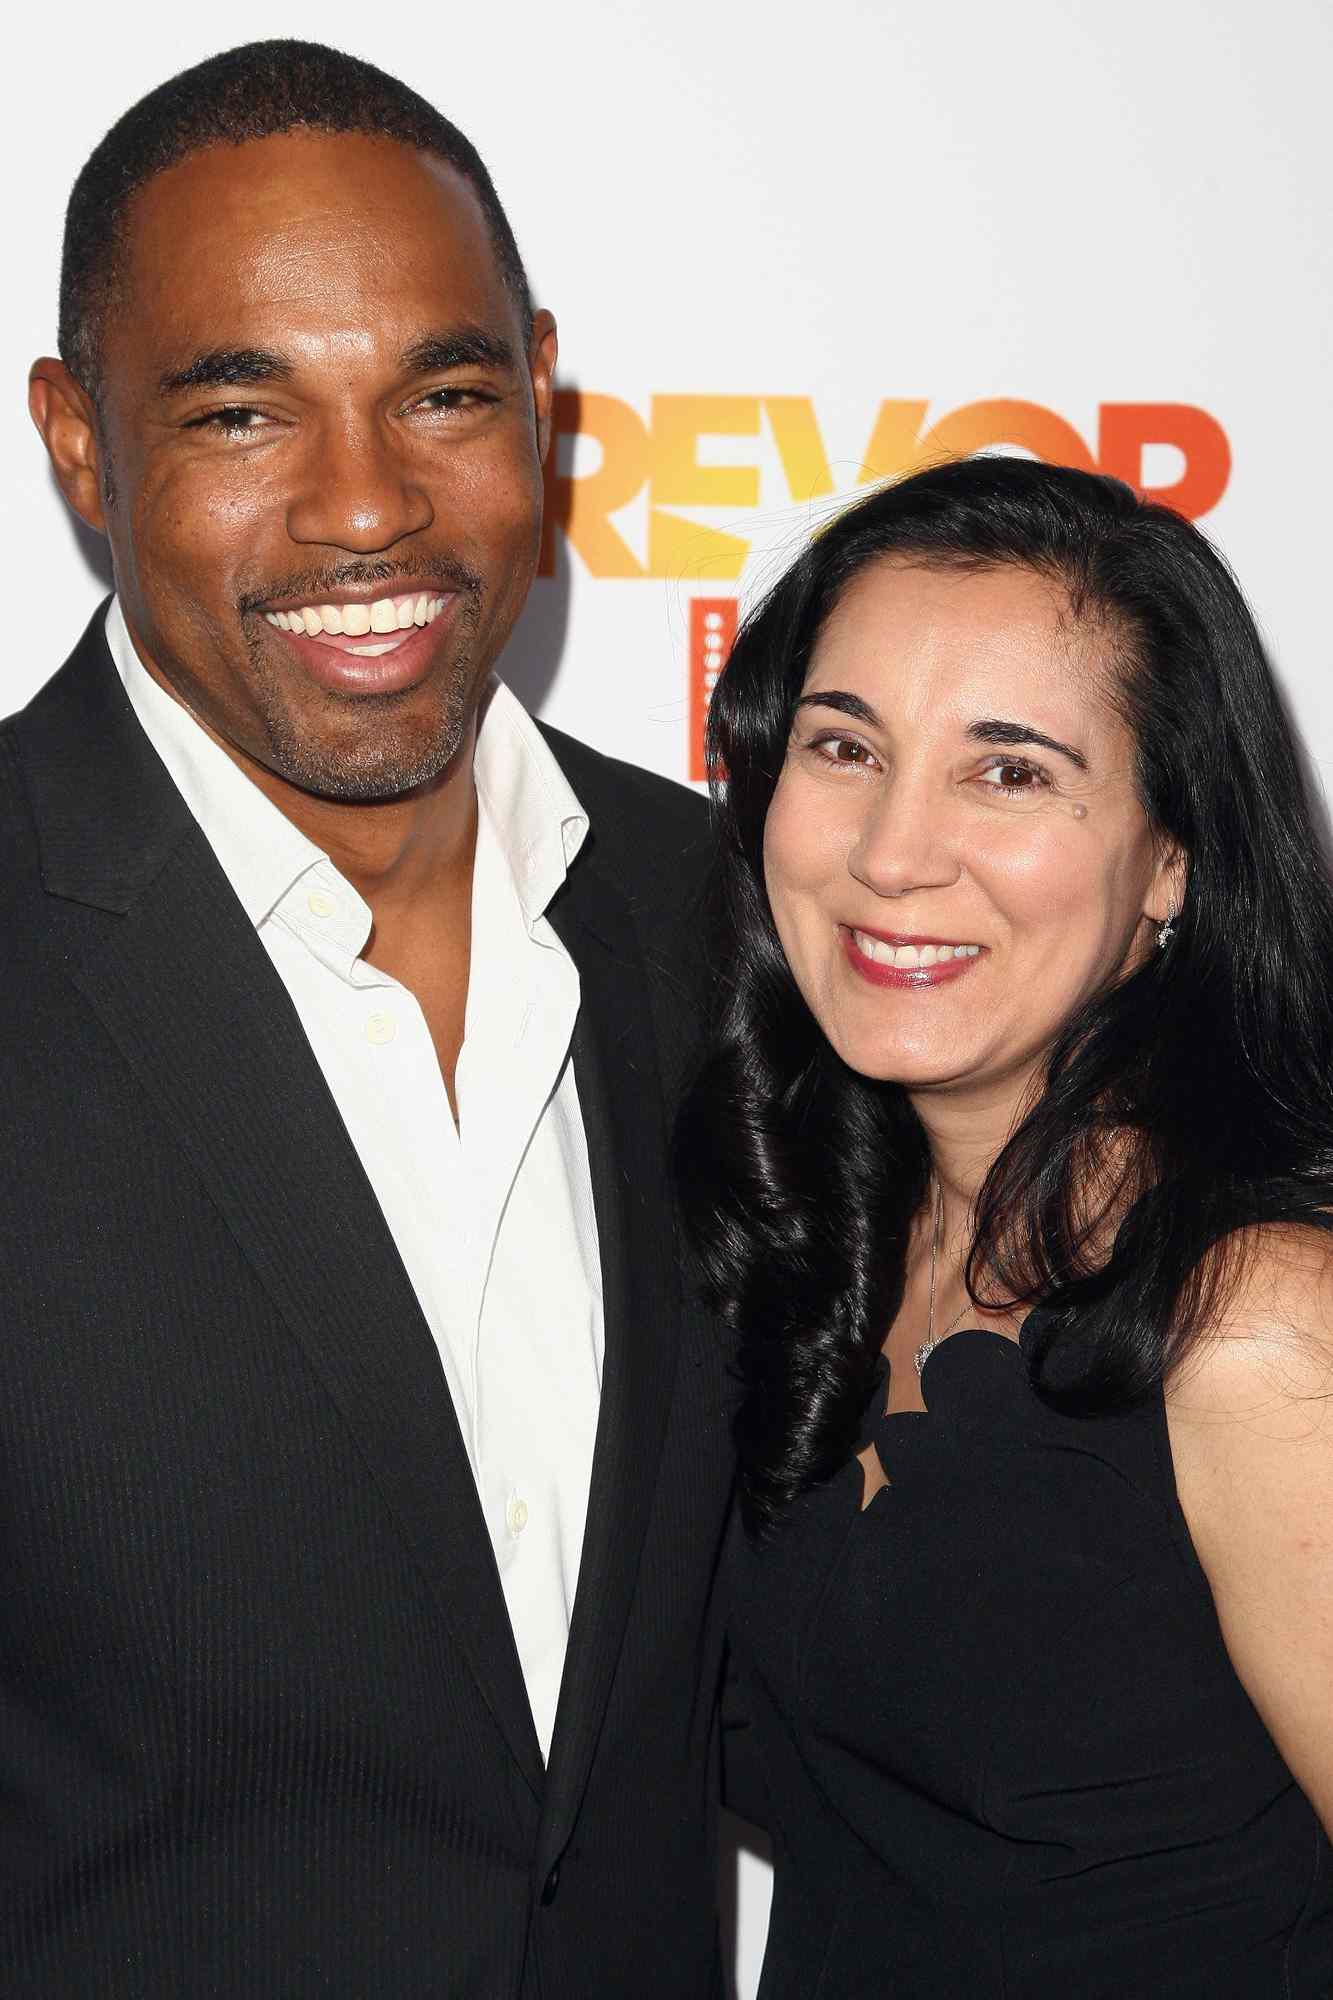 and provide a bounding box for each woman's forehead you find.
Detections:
[806,559,1127,749]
